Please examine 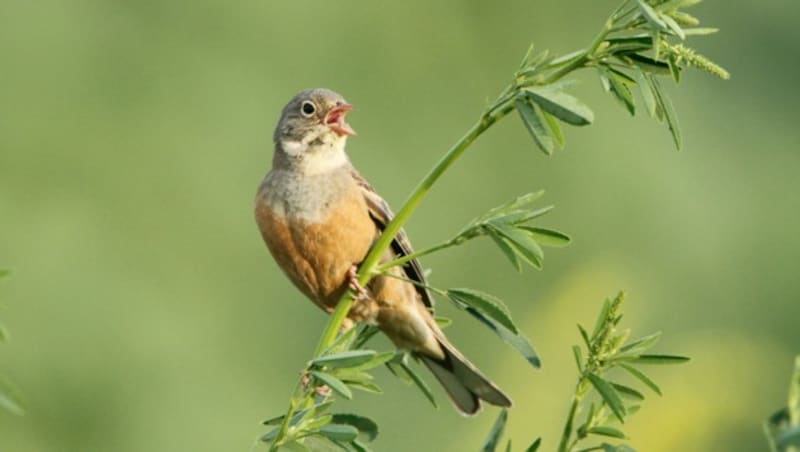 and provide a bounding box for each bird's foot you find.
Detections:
[347,265,369,302]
